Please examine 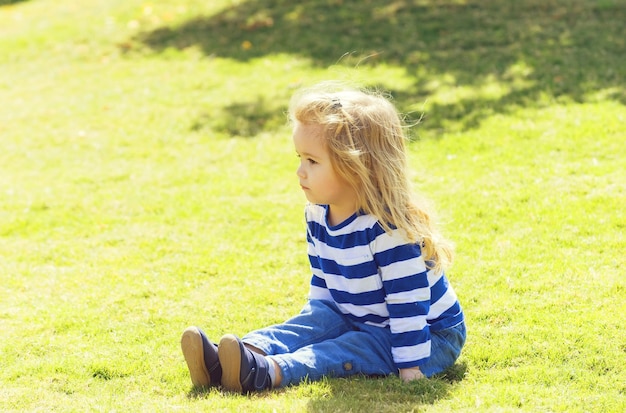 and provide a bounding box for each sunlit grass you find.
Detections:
[1,0,625,411]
